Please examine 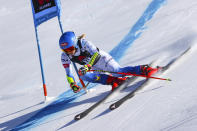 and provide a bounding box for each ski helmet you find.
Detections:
[59,31,77,50]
